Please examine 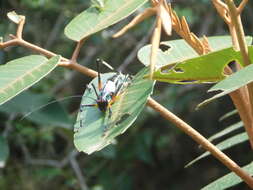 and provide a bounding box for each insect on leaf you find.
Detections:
[64,0,148,41]
[74,68,154,154]
[0,55,60,106]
